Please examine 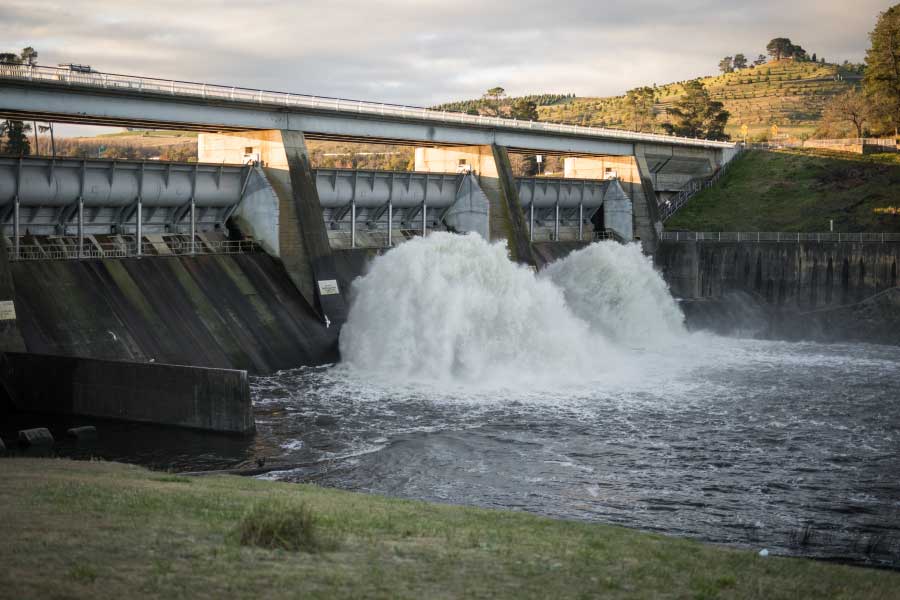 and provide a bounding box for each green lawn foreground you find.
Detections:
[0,458,897,599]
[665,149,900,234]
